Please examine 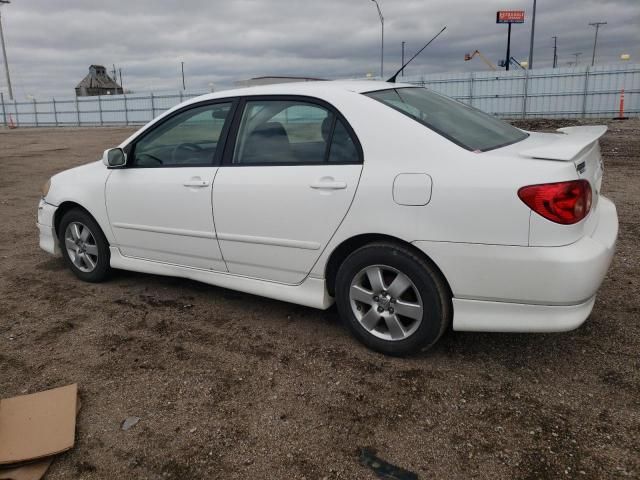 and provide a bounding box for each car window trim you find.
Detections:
[125,98,239,169]
[323,113,338,163]
[221,94,363,167]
